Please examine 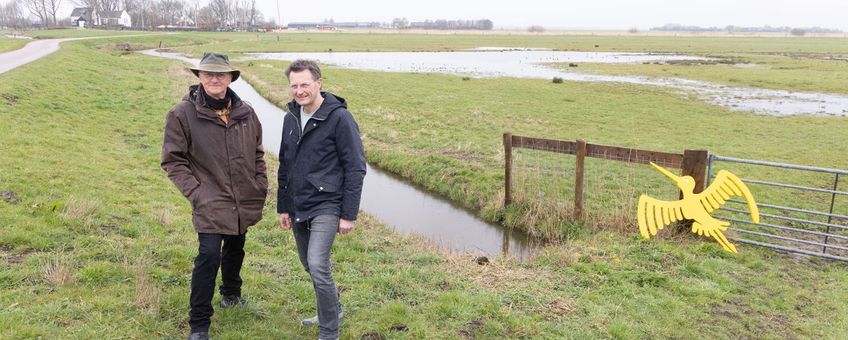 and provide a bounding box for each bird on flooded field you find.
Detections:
[637,162,760,253]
